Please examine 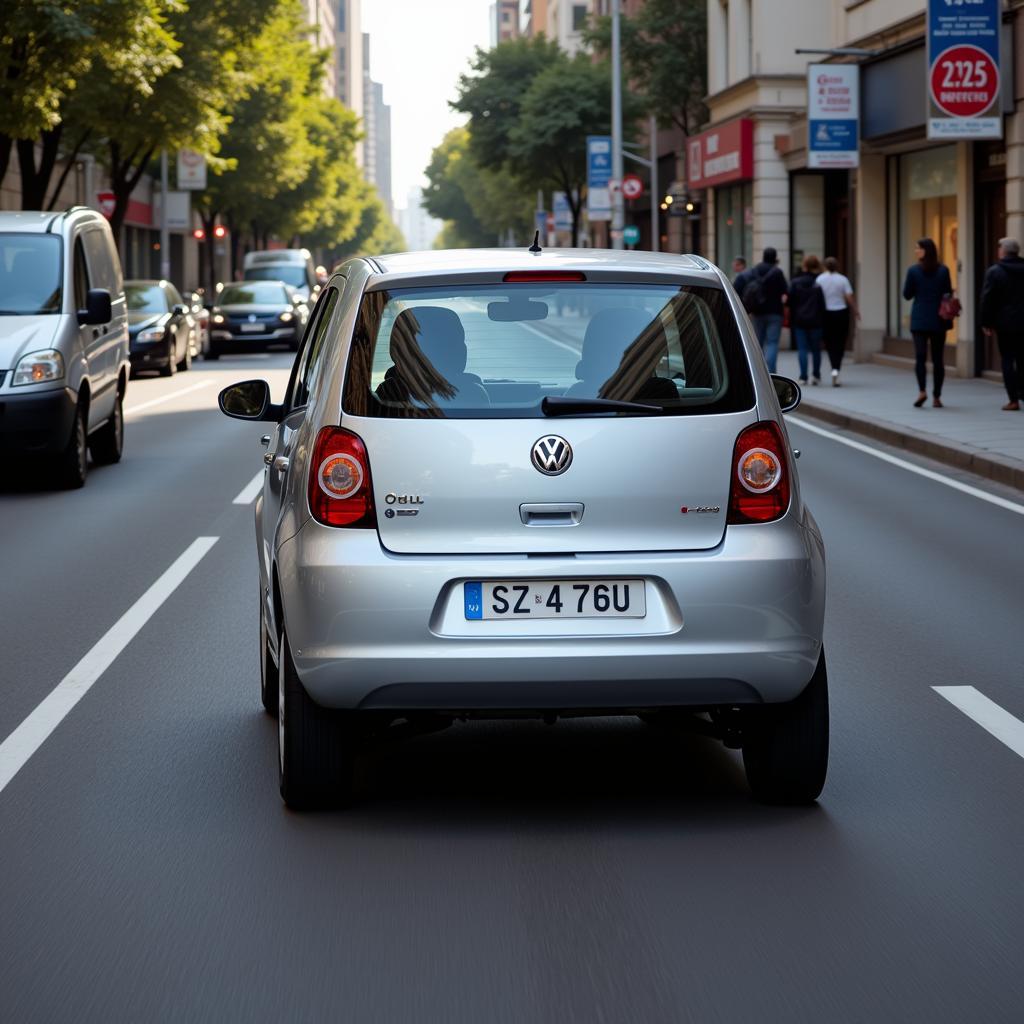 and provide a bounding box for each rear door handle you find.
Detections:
[520,502,584,526]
